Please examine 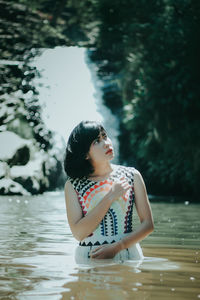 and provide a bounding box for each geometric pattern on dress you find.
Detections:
[79,239,117,246]
[69,164,136,246]
[100,208,118,236]
[124,198,133,233]
[108,208,118,235]
[124,187,134,233]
